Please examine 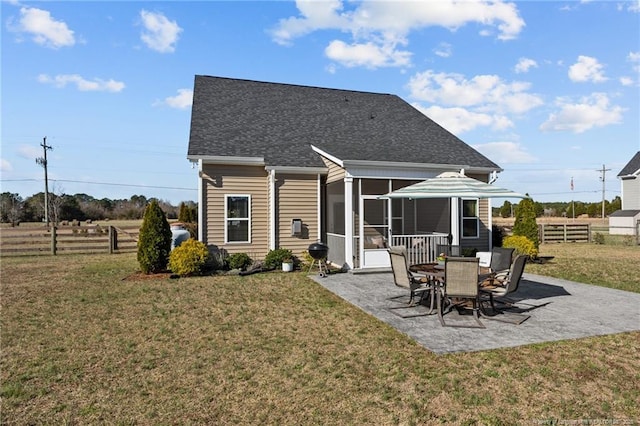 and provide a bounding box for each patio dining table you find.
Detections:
[409,262,495,319]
